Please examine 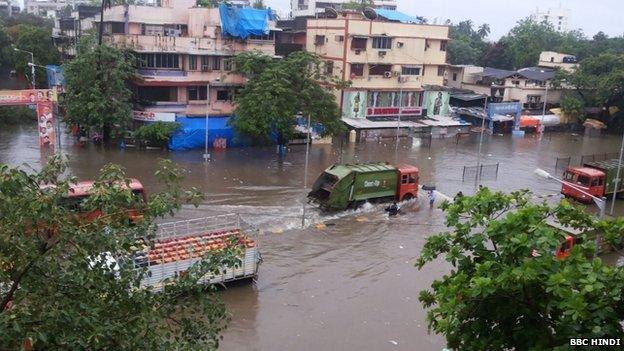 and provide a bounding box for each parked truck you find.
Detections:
[561,159,624,203]
[131,214,260,291]
[308,162,419,211]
